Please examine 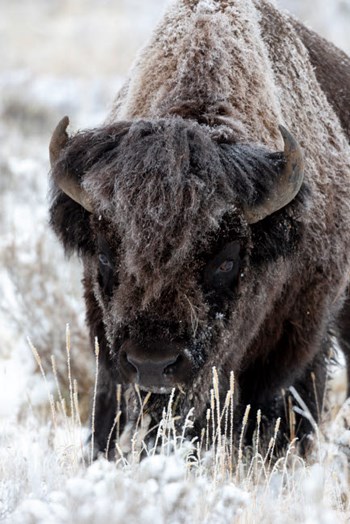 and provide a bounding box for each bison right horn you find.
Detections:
[244,125,304,224]
[49,116,93,213]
